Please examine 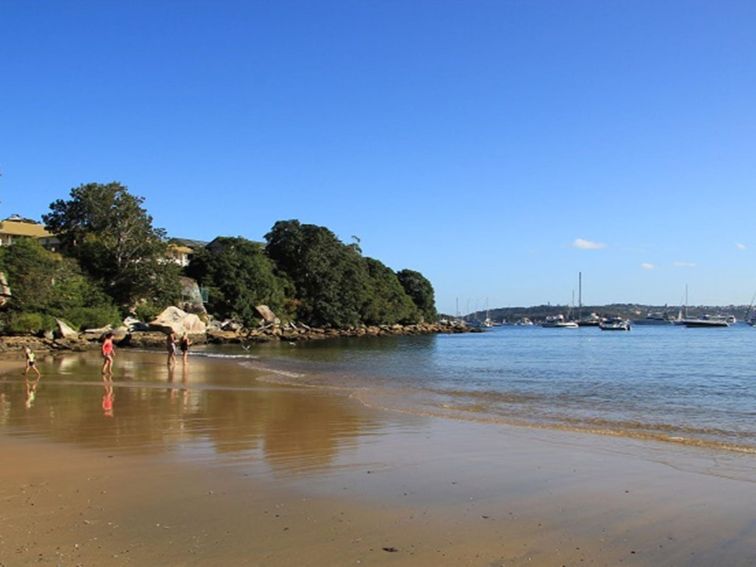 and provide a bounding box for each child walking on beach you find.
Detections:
[23,347,41,378]
[101,332,115,374]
